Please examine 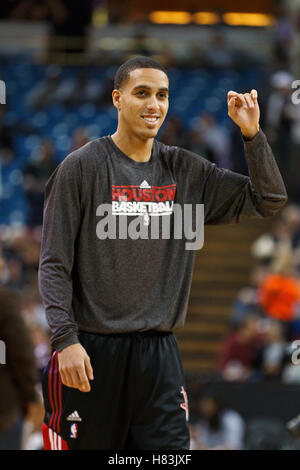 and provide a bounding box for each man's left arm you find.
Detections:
[229,89,288,217]
[202,90,287,224]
